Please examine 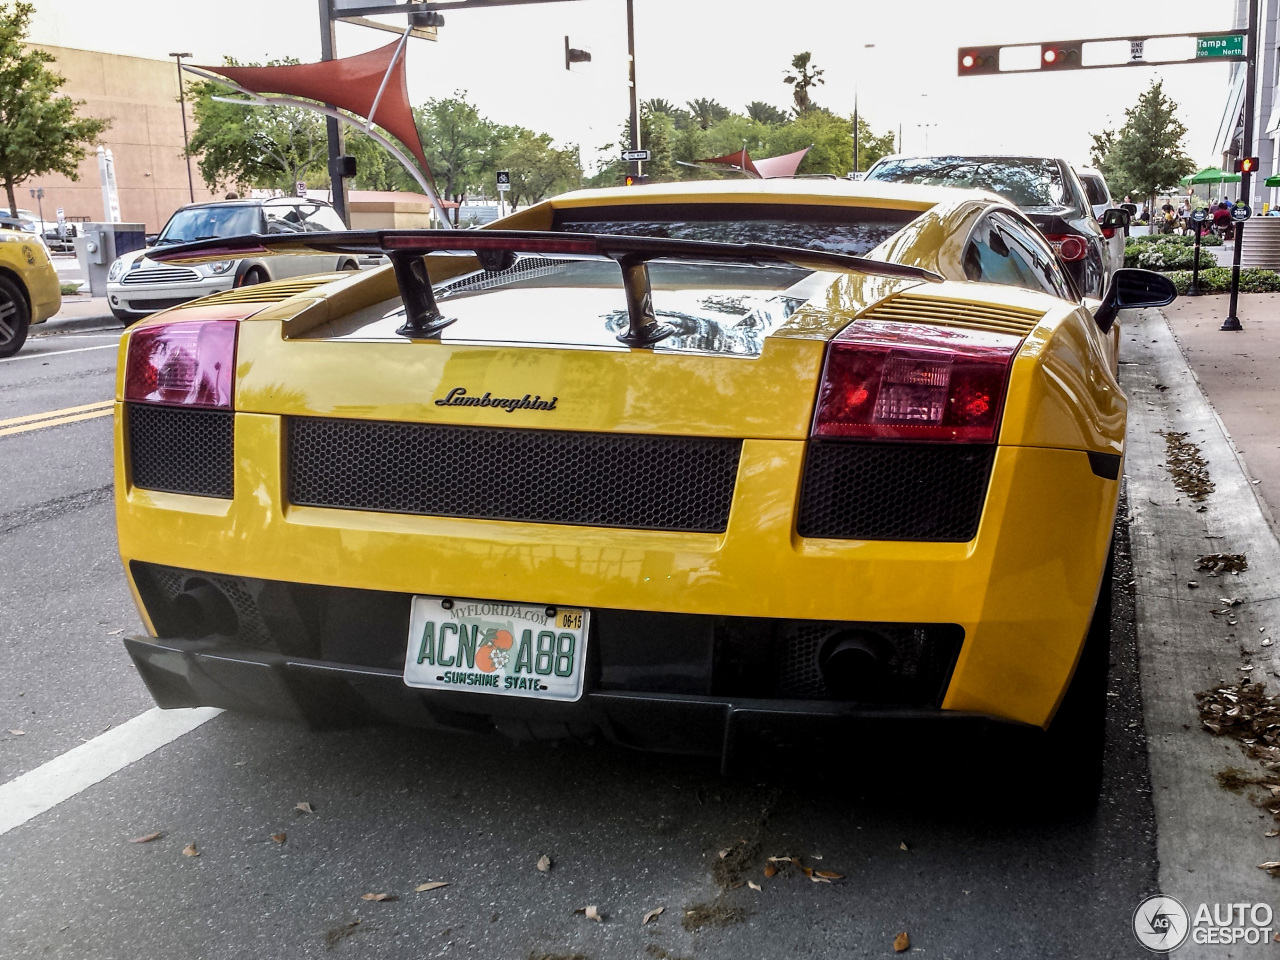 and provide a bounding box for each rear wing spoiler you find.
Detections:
[149,229,944,347]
